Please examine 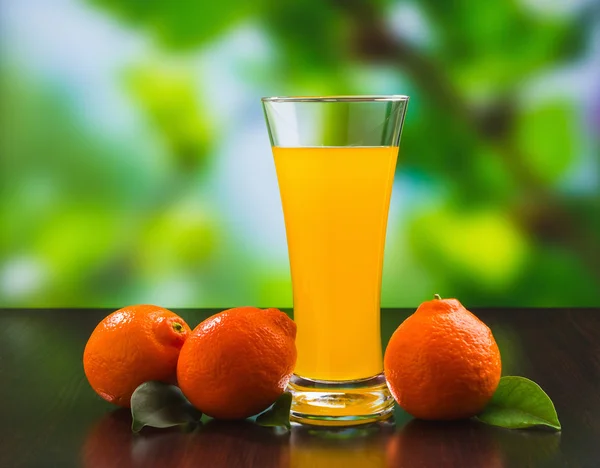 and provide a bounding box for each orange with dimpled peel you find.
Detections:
[177,306,297,420]
[83,304,191,407]
[384,295,501,420]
